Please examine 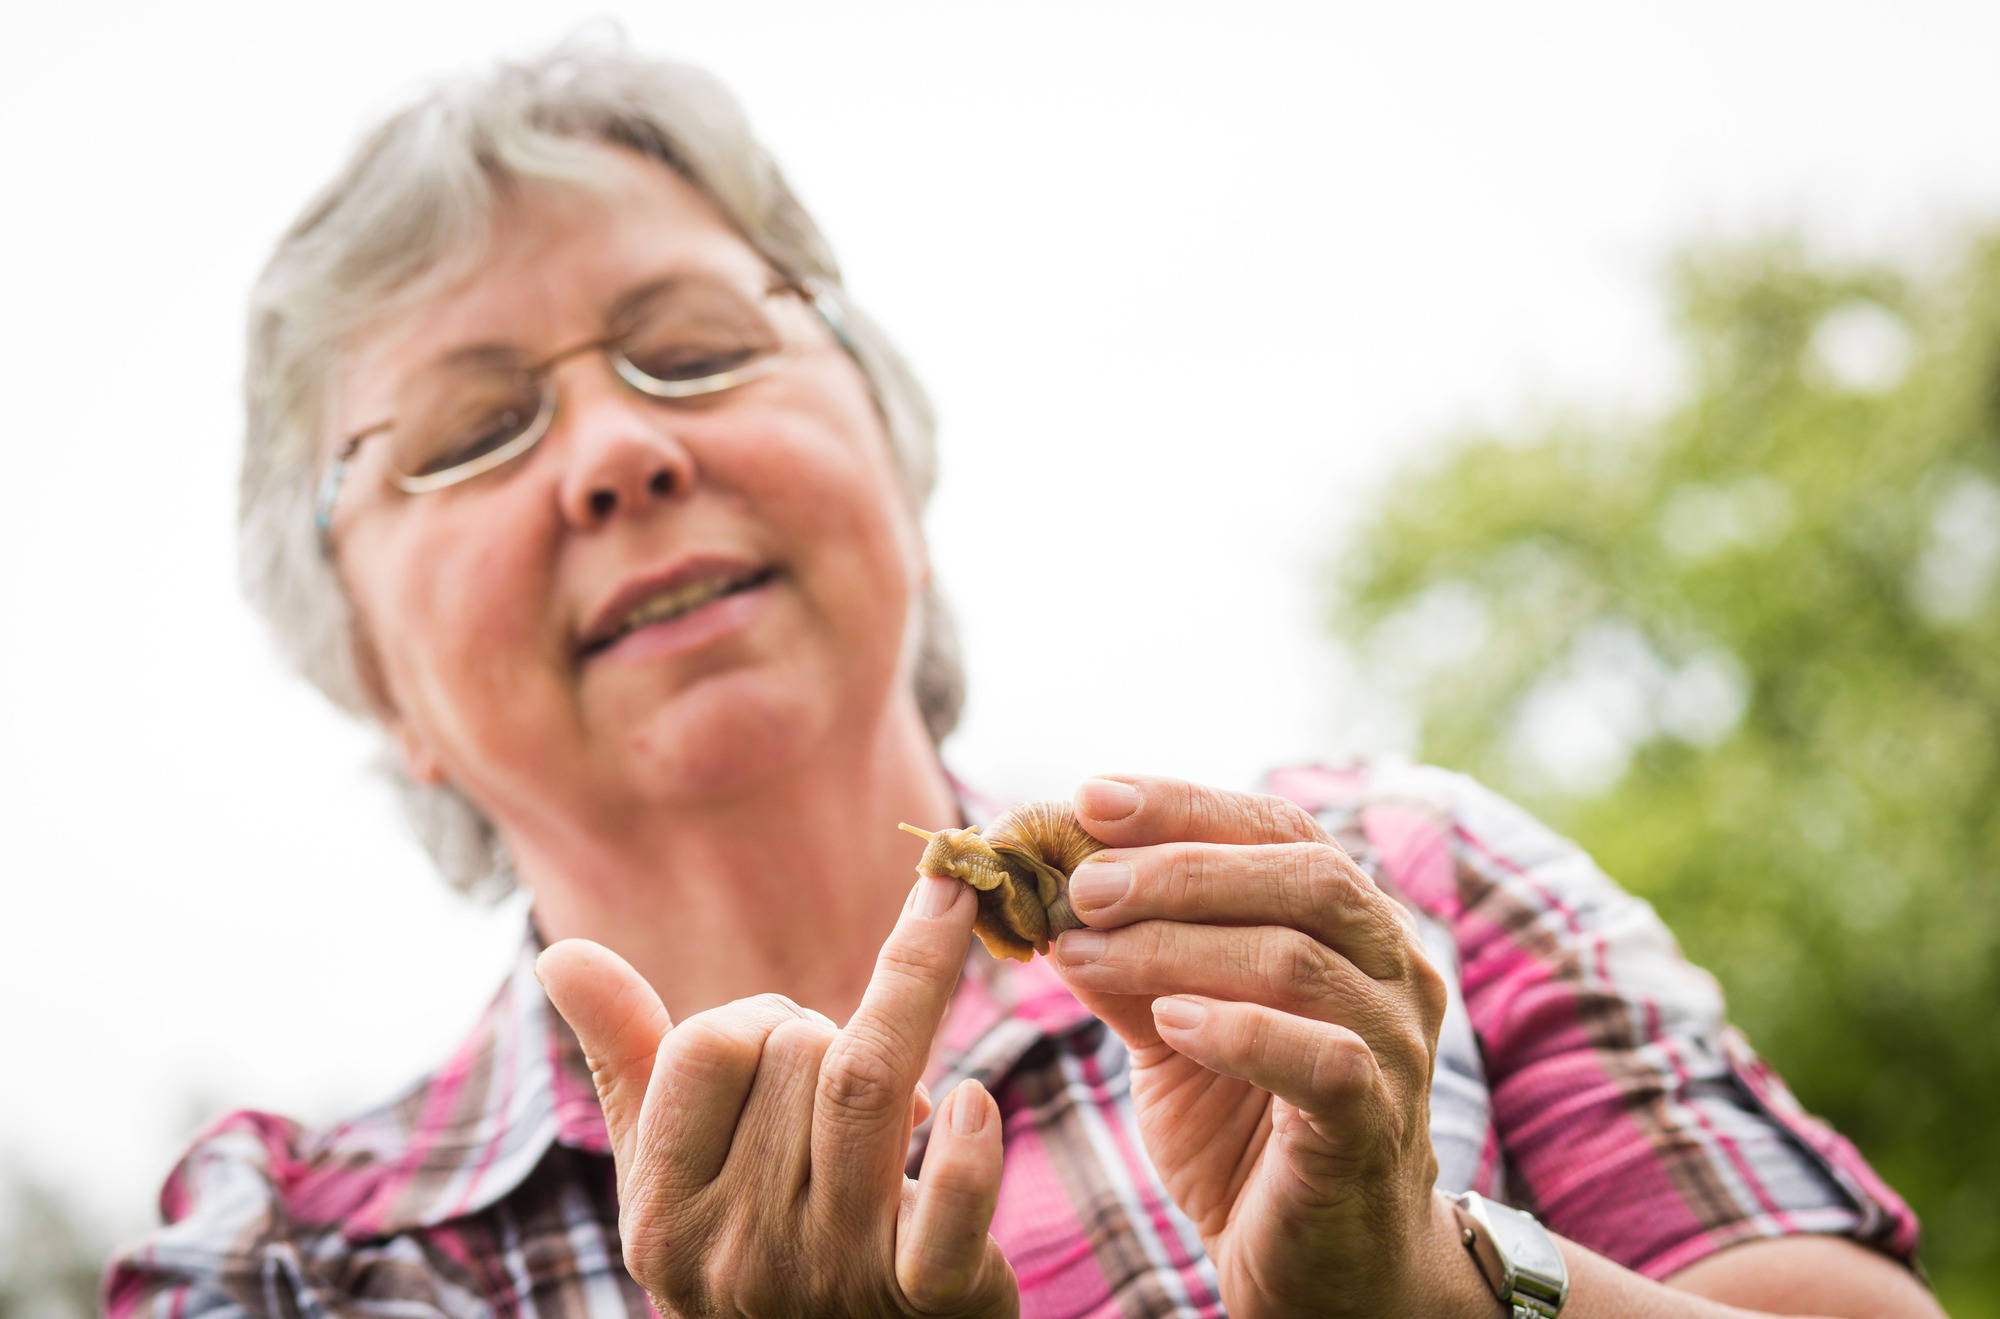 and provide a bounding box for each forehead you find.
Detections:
[333,144,767,432]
